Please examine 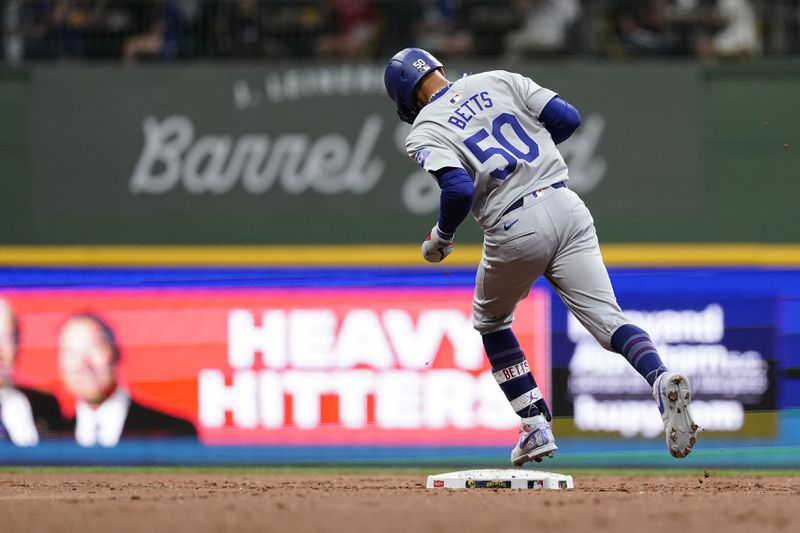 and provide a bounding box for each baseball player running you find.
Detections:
[383,48,698,465]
